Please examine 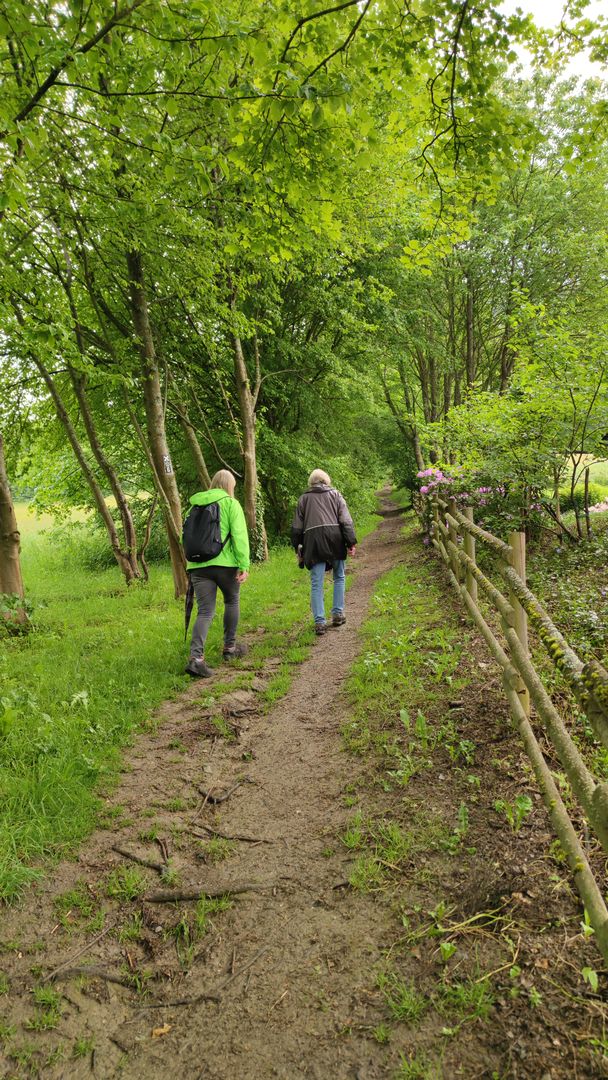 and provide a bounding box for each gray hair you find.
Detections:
[308,469,331,487]
[210,469,236,496]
